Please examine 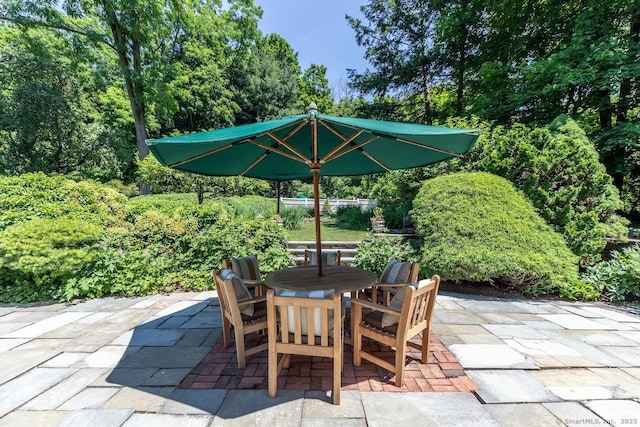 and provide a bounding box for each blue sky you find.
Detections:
[253,1,369,90]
